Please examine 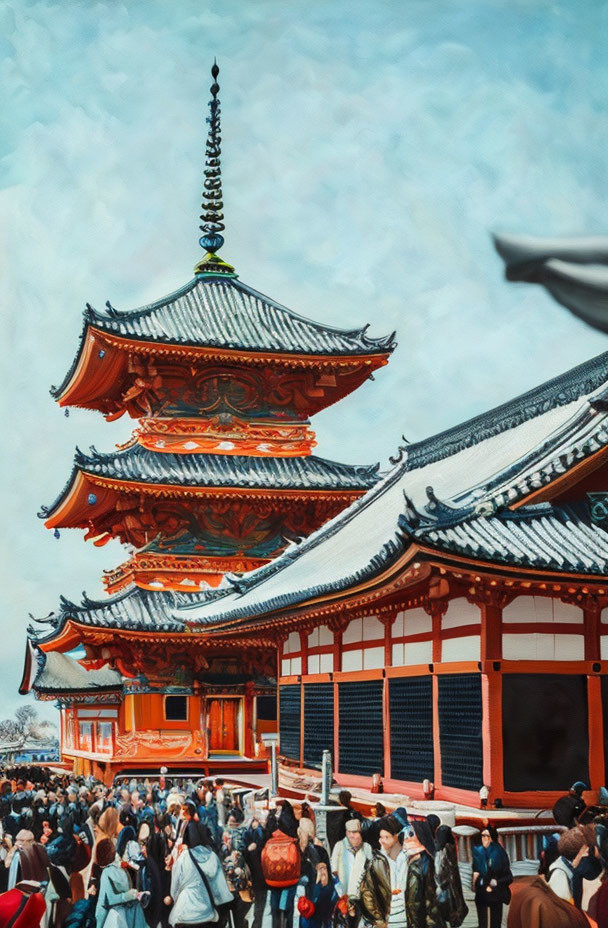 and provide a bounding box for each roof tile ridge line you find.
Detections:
[57,583,148,617]
[404,348,608,471]
[50,318,91,399]
[461,398,606,504]
[231,277,397,351]
[490,412,608,510]
[89,278,200,322]
[190,528,407,626]
[77,443,380,474]
[179,458,408,611]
